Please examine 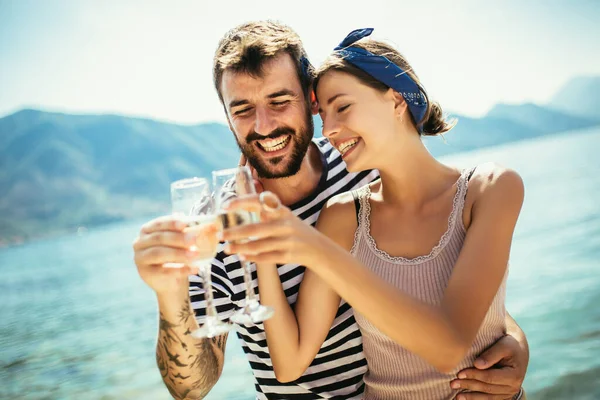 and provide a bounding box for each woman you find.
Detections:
[221,28,525,399]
